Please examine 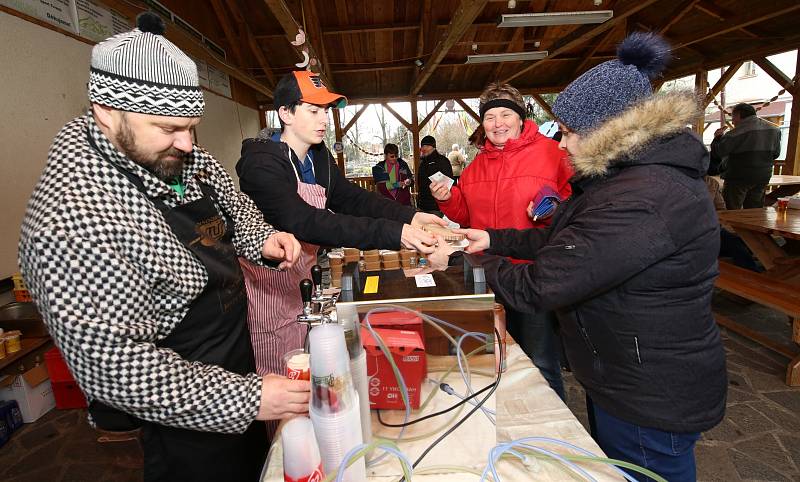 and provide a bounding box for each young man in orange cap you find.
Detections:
[236,71,444,377]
